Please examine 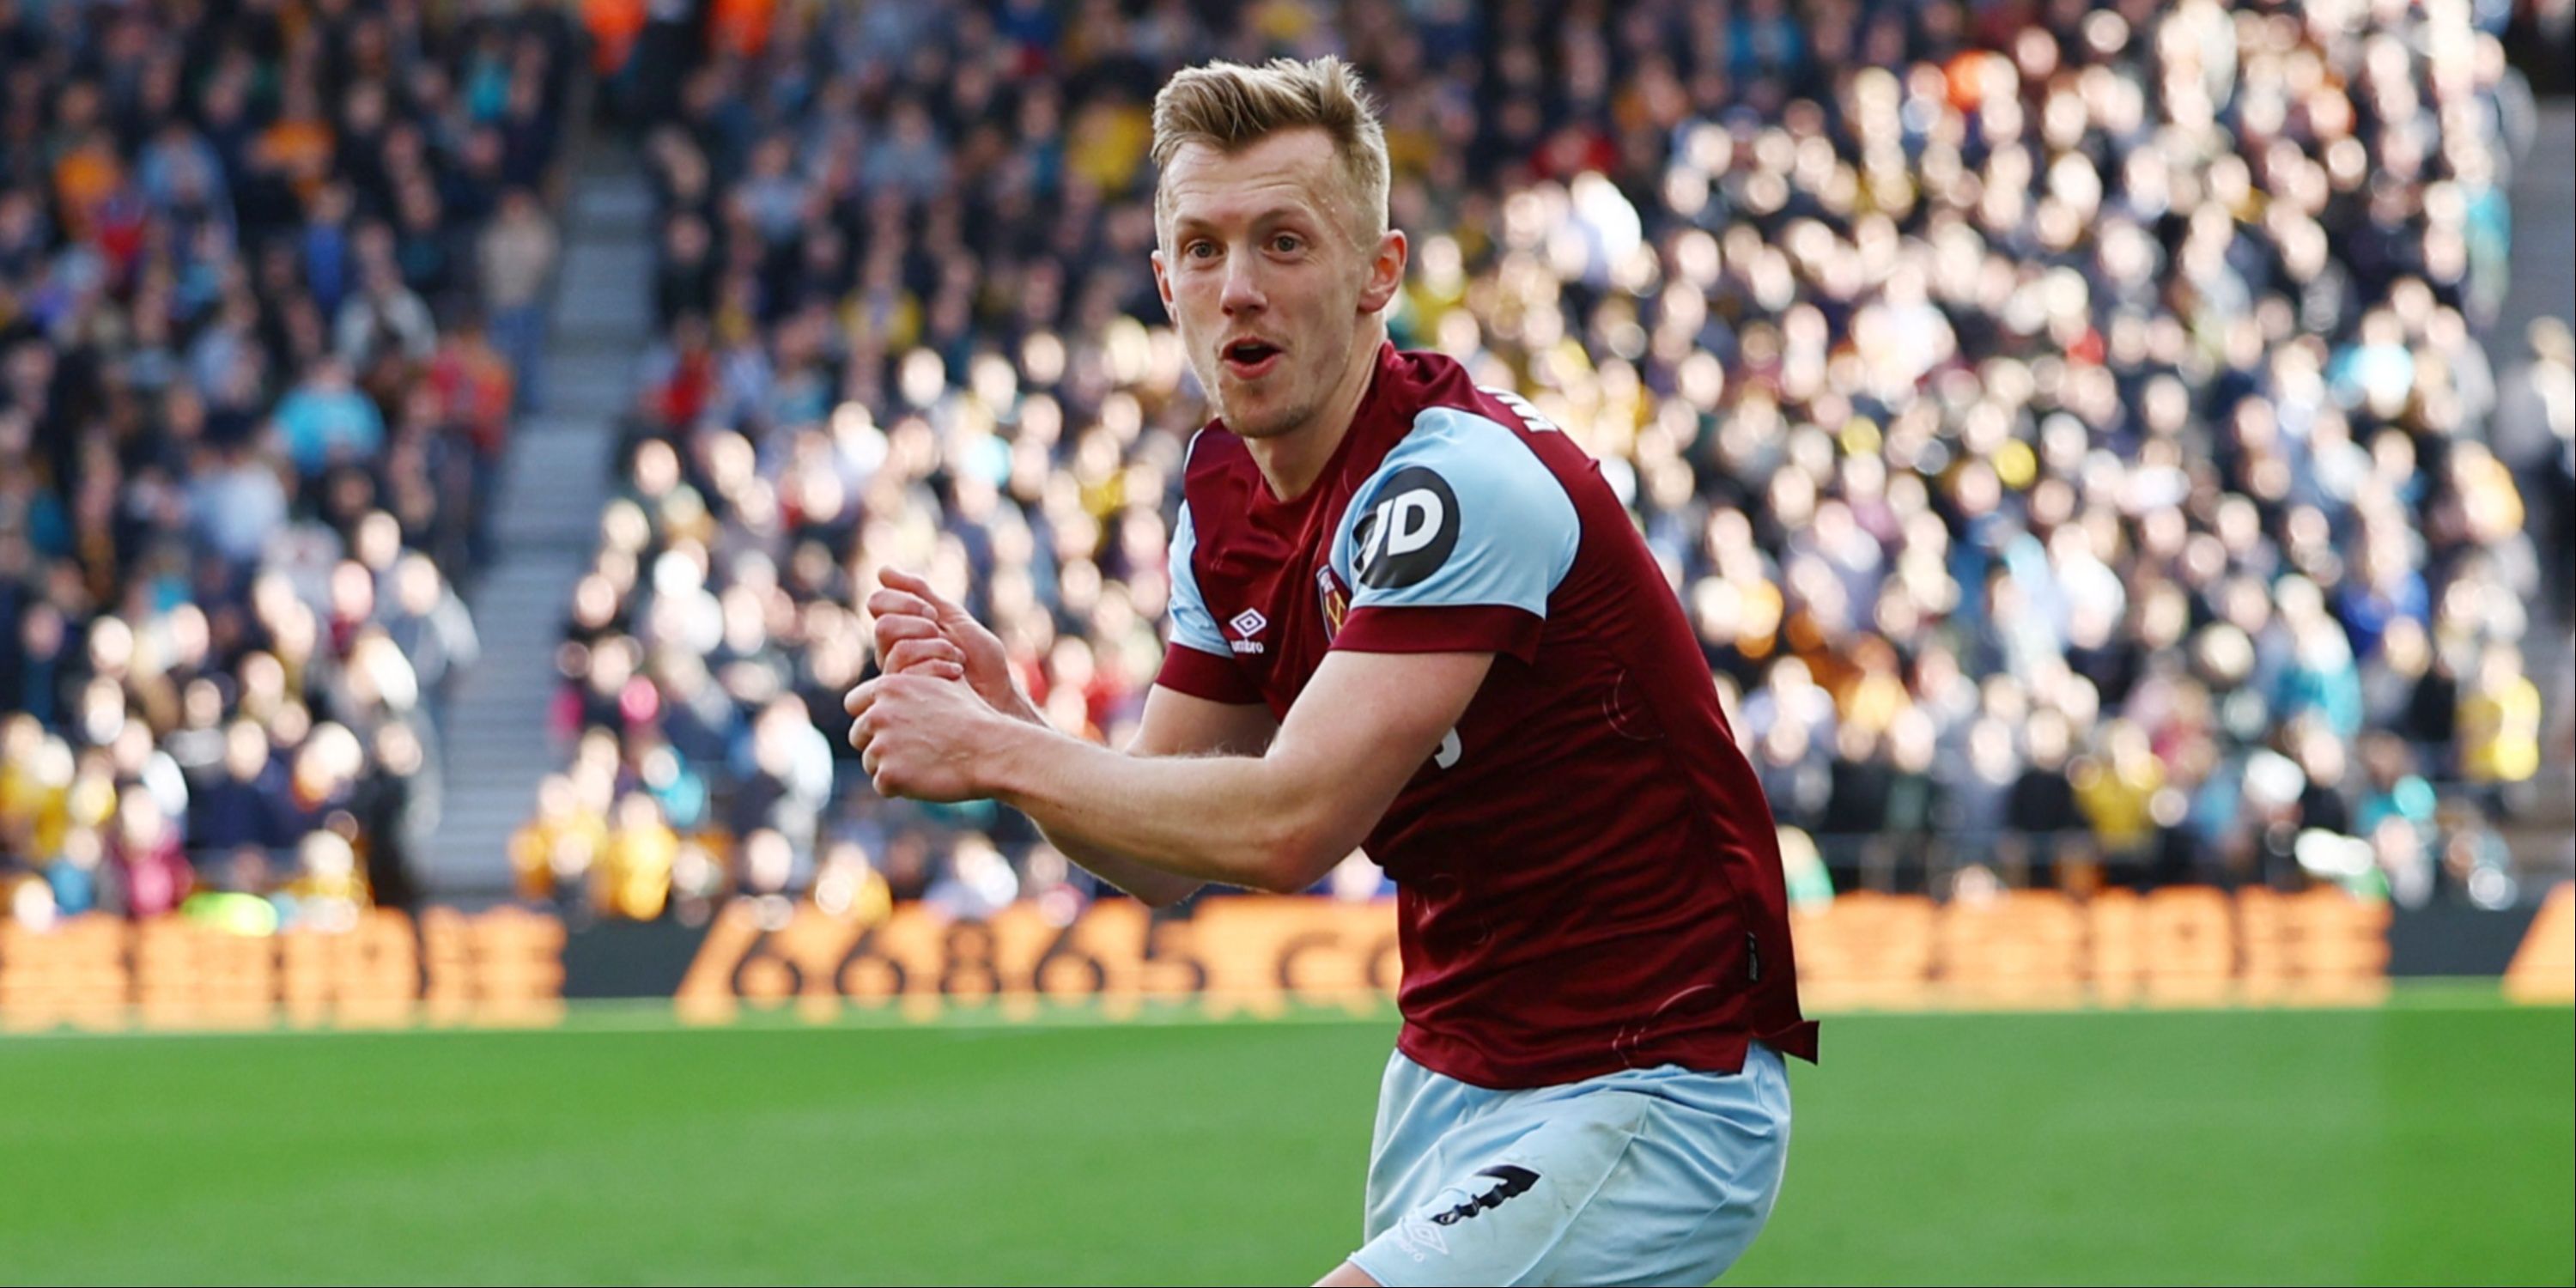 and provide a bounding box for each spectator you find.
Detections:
[812,835,894,923]
[186,441,291,570]
[349,721,432,914]
[106,791,190,920]
[925,832,1020,923]
[1,0,572,932]
[527,0,2560,918]
[511,773,609,907]
[2459,641,2543,805]
[277,829,368,930]
[187,718,289,866]
[2489,319,2575,622]
[598,791,678,920]
[335,257,440,371]
[477,188,559,414]
[270,355,386,481]
[2355,732,2439,861]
